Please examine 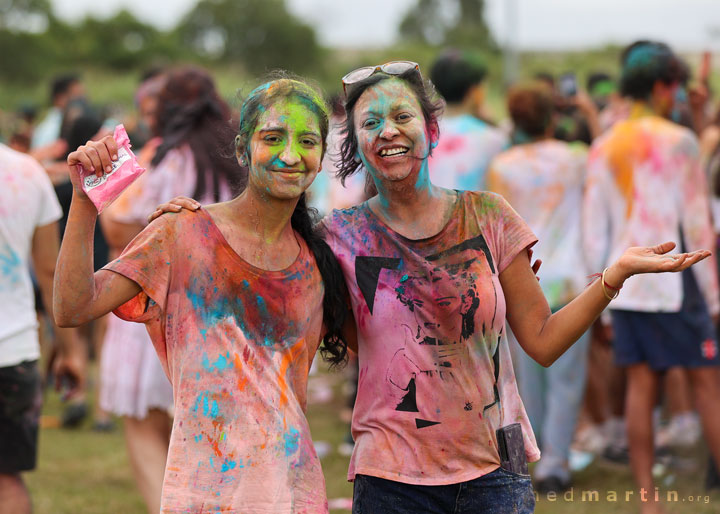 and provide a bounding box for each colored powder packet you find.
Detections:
[79,124,146,213]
